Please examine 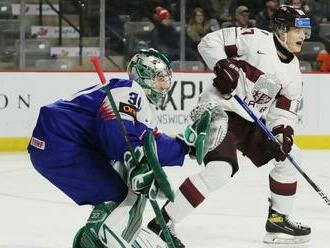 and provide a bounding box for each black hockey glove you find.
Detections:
[269,125,294,162]
[213,58,240,97]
